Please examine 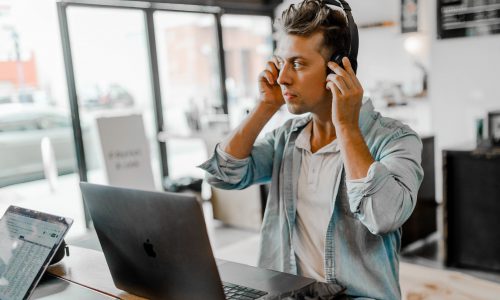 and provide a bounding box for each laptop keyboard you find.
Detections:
[222,282,268,299]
